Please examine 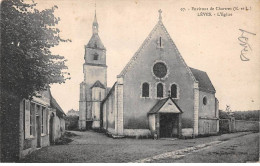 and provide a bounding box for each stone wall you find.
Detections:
[102,85,116,134]
[198,118,218,135]
[219,119,258,133]
[235,120,259,132]
[116,79,124,135]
